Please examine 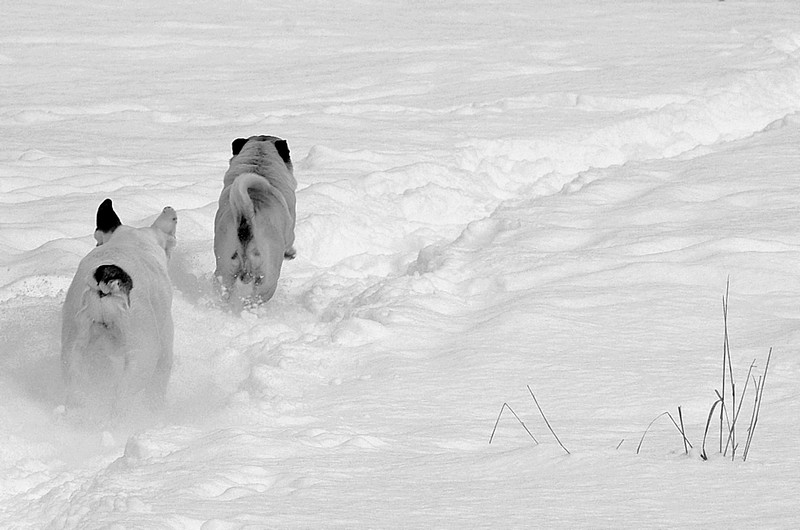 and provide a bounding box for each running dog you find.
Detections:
[213,135,297,302]
[61,199,177,420]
